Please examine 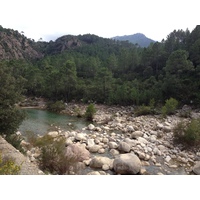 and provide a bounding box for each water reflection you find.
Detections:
[19,108,89,136]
